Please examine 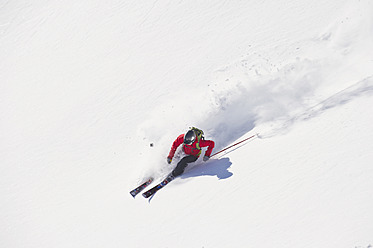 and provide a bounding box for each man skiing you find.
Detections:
[167,127,215,178]
[140,127,215,198]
